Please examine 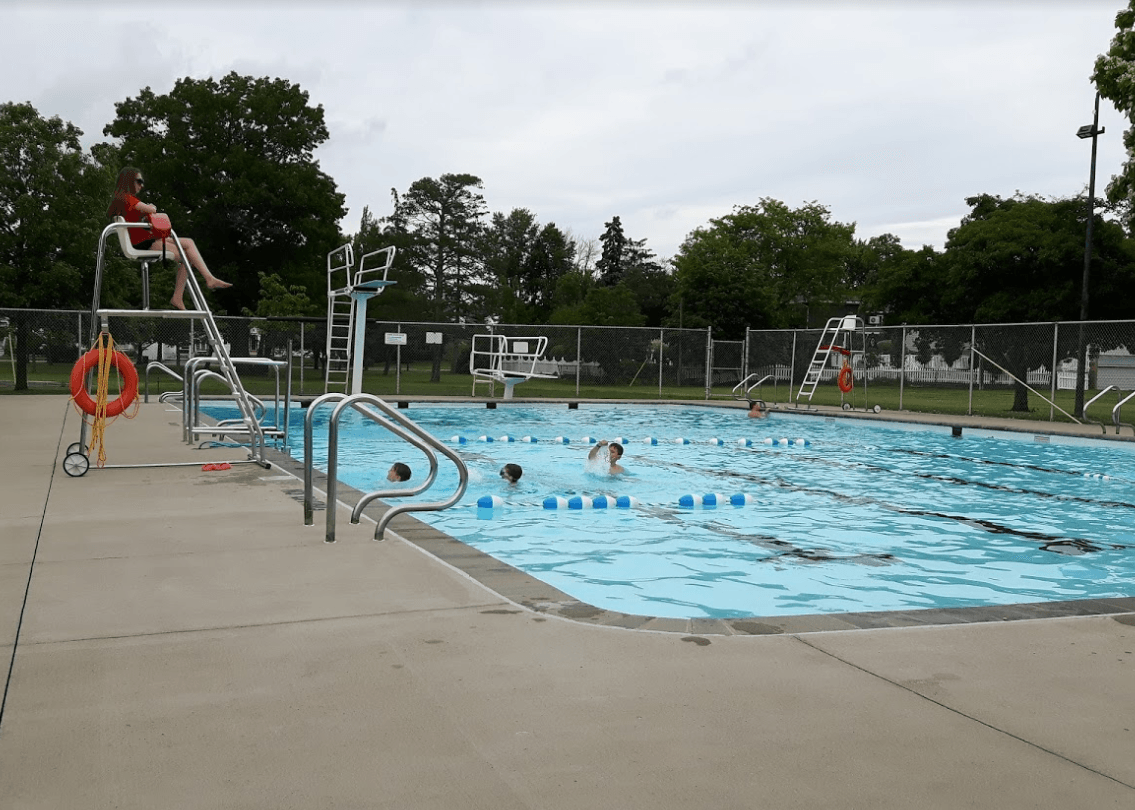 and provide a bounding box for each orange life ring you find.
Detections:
[70,348,138,417]
[837,366,854,393]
